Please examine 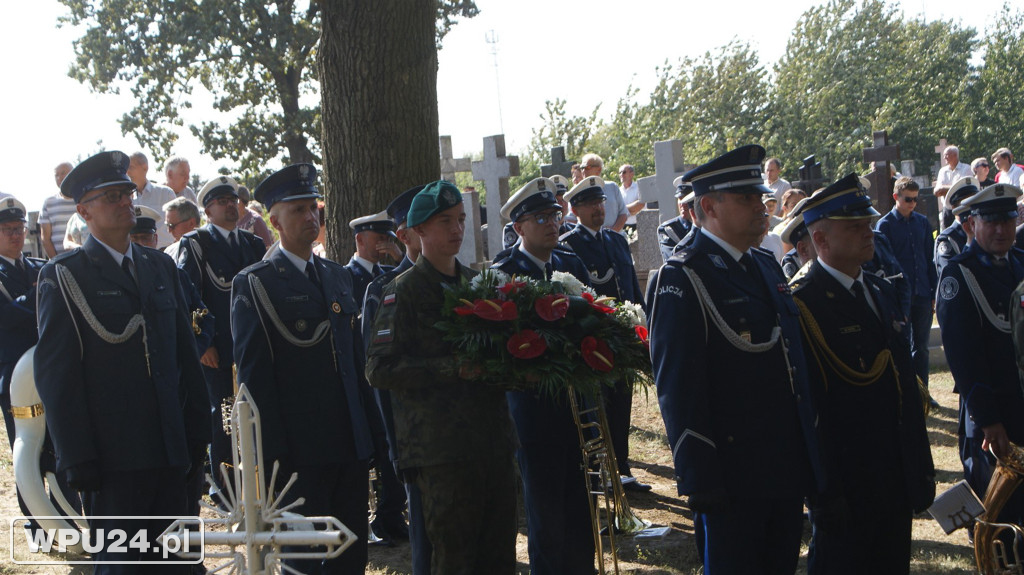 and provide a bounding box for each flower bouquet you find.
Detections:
[435,269,652,399]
